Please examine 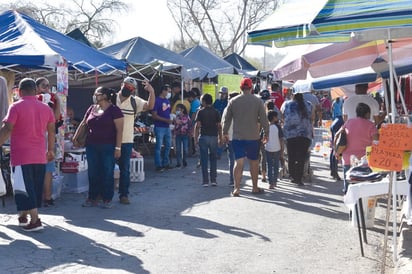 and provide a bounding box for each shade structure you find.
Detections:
[0,10,127,75]
[248,0,412,46]
[224,53,259,77]
[100,37,216,80]
[180,45,236,75]
[273,37,412,81]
